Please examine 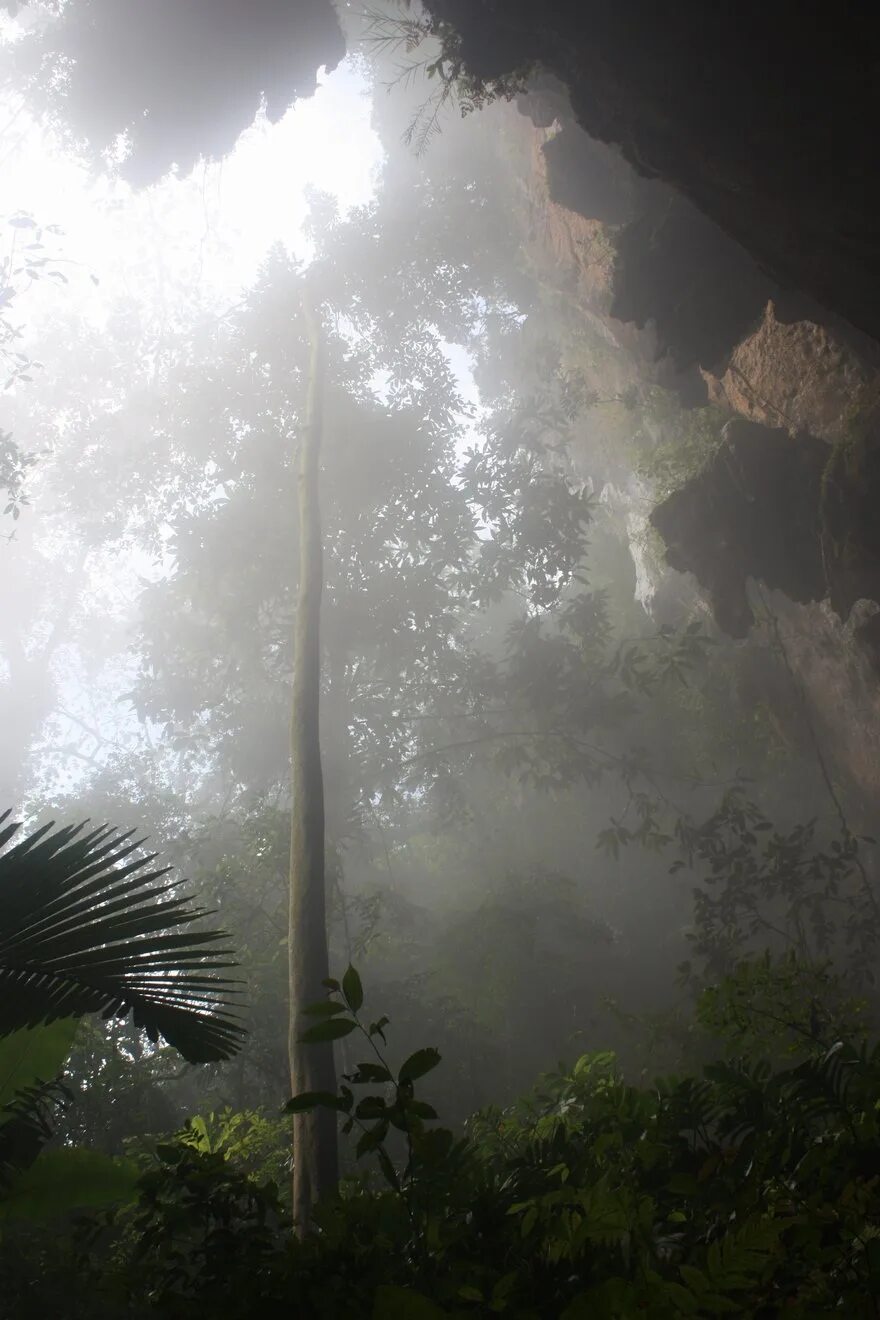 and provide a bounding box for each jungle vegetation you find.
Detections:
[0,4,878,1317]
